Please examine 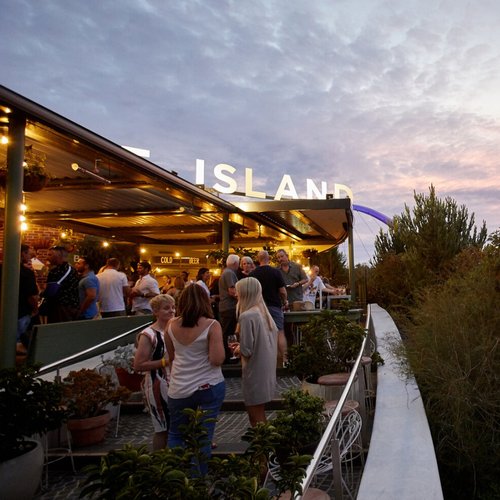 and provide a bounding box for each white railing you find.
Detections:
[37,322,151,376]
[296,306,372,499]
